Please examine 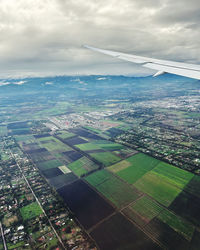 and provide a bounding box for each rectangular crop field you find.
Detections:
[144,217,190,250]
[37,159,63,170]
[90,213,160,250]
[57,180,114,229]
[107,160,131,173]
[67,156,98,177]
[56,130,75,140]
[48,172,78,189]
[152,162,194,189]
[28,150,54,163]
[158,209,195,241]
[76,140,124,151]
[183,175,200,198]
[134,171,182,207]
[37,136,71,152]
[90,152,121,167]
[85,169,140,208]
[58,165,71,174]
[14,134,35,143]
[131,196,163,221]
[109,153,160,184]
